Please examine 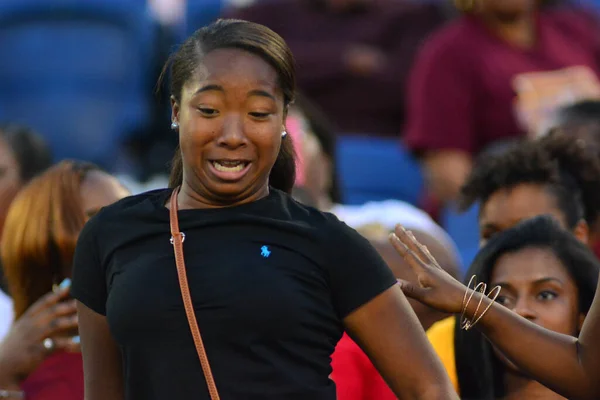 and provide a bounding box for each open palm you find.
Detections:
[389,225,467,314]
